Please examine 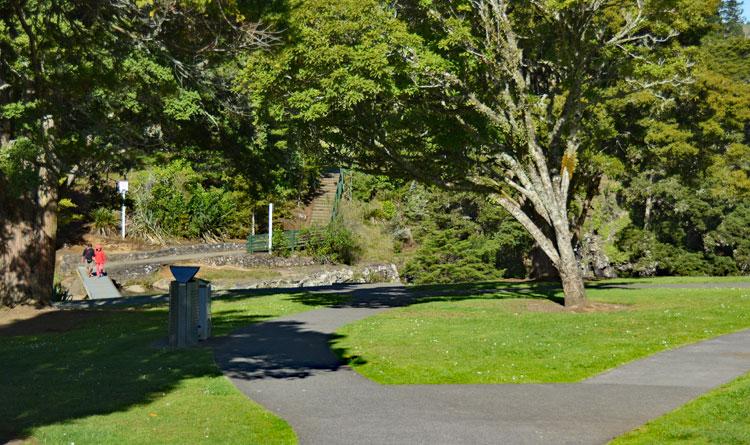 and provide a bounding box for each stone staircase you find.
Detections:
[308,172,340,226]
